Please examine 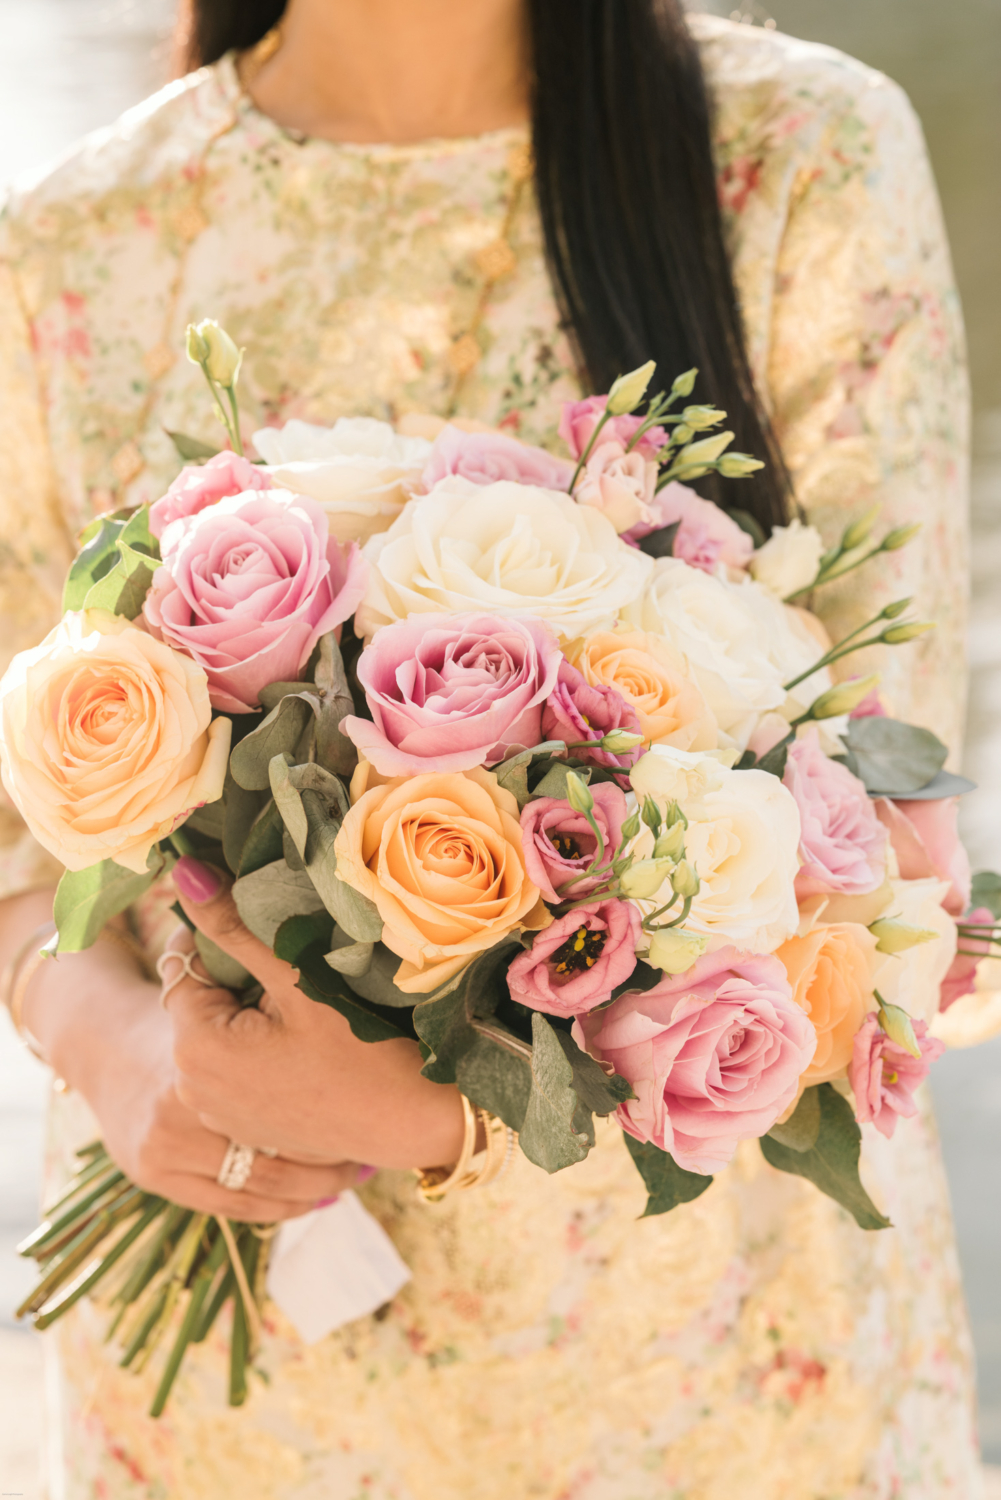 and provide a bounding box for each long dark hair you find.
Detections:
[178,0,790,531]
